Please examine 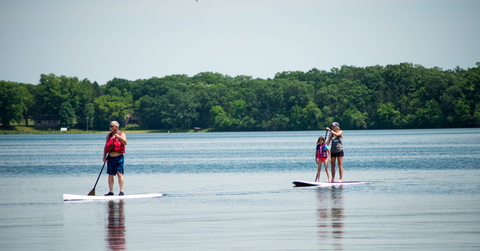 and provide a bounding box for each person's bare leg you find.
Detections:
[315,162,321,182]
[331,157,336,182]
[108,175,114,193]
[323,159,331,182]
[337,156,343,183]
[117,172,124,193]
